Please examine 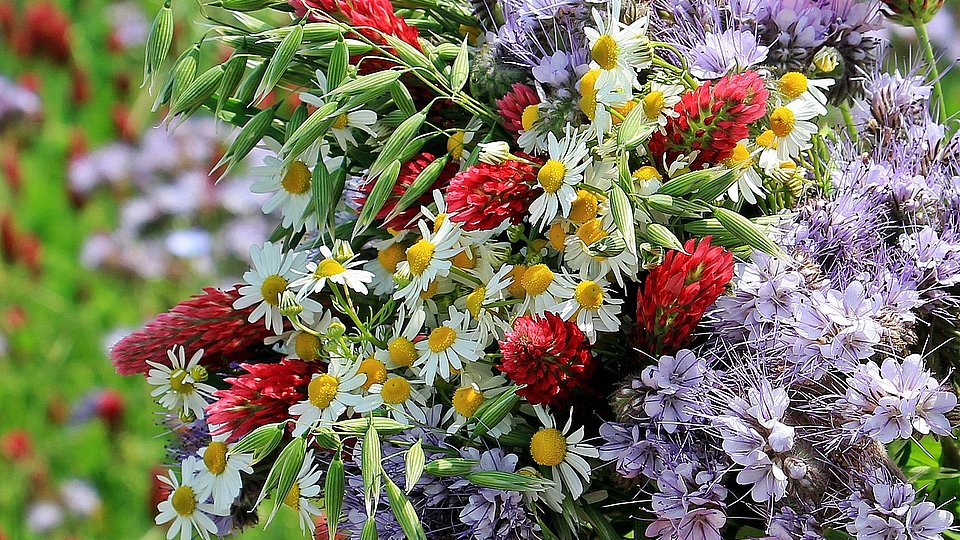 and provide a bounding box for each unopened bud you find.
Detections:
[478,141,511,164]
[879,0,944,24]
[189,365,208,383]
[325,321,346,339]
[506,223,526,243]
[393,267,413,289]
[332,239,355,262]
[279,290,303,317]
[812,47,841,74]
